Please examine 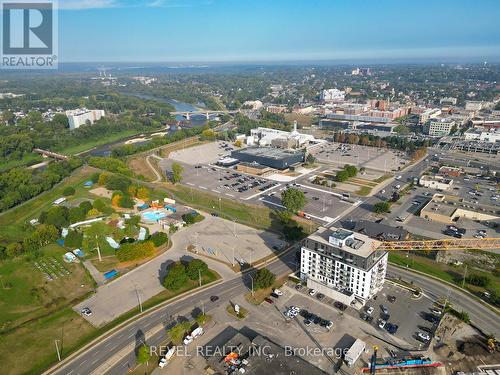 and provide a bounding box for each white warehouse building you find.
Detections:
[320,88,345,103]
[300,227,388,307]
[66,108,105,130]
